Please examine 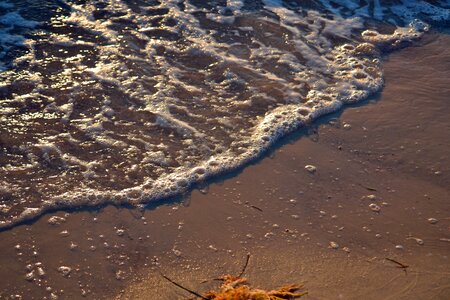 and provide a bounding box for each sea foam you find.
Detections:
[0,0,449,229]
